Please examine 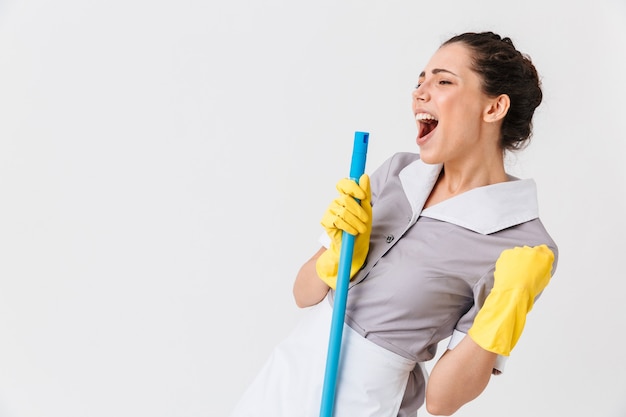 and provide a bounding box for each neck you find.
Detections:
[440,154,508,193]
[424,151,508,208]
